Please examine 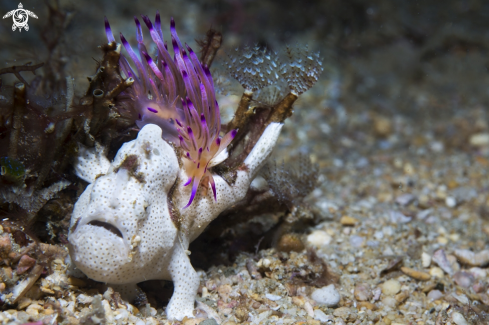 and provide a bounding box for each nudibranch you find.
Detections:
[104,13,236,207]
